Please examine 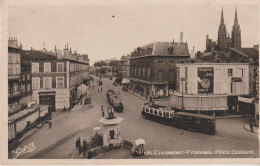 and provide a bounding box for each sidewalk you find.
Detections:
[215,114,255,119]
[71,95,91,112]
